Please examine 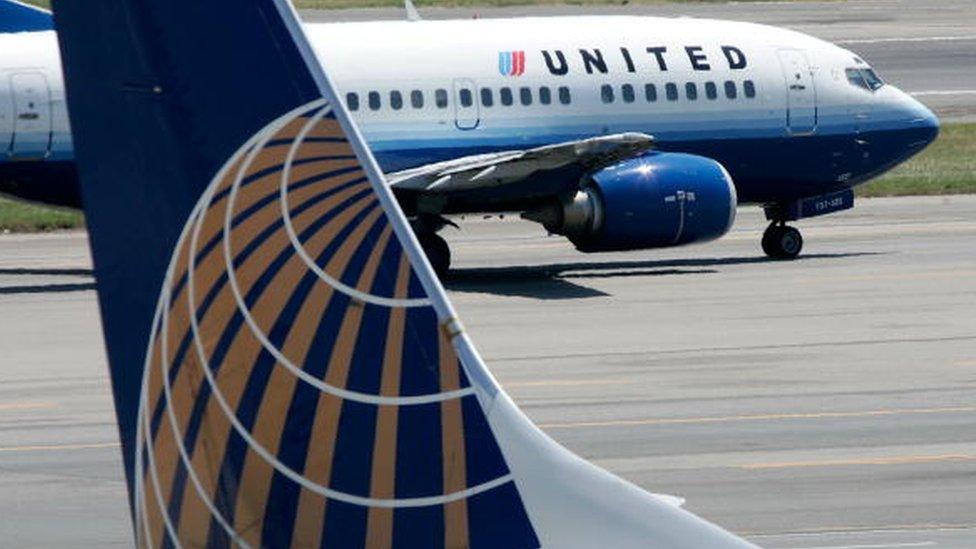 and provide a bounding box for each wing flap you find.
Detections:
[389,132,654,193]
